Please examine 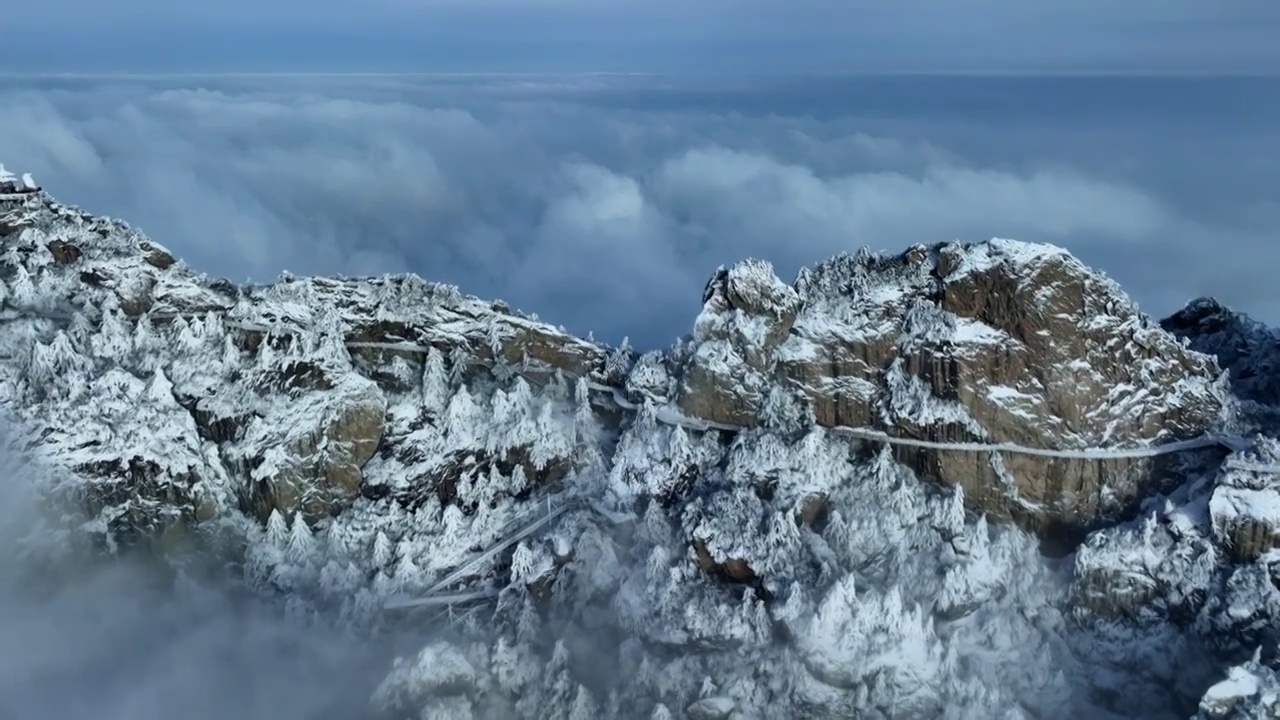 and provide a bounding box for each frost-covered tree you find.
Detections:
[6,264,38,308]
[567,685,598,720]
[573,379,596,441]
[132,314,158,355]
[372,530,394,569]
[420,346,452,413]
[172,316,203,356]
[394,540,423,593]
[449,344,472,385]
[92,308,133,359]
[444,385,484,448]
[286,512,317,565]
